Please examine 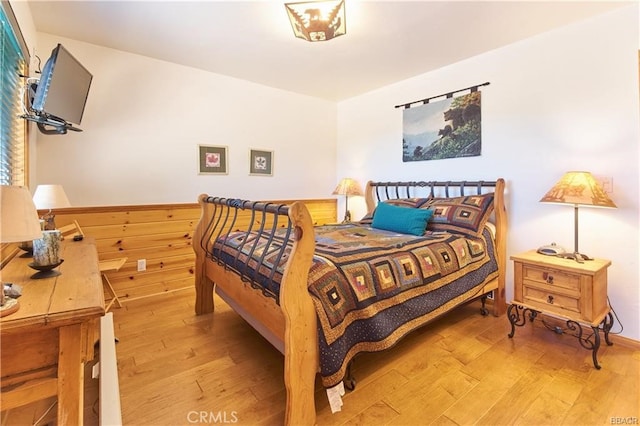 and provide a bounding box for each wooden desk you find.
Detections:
[1,238,105,424]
